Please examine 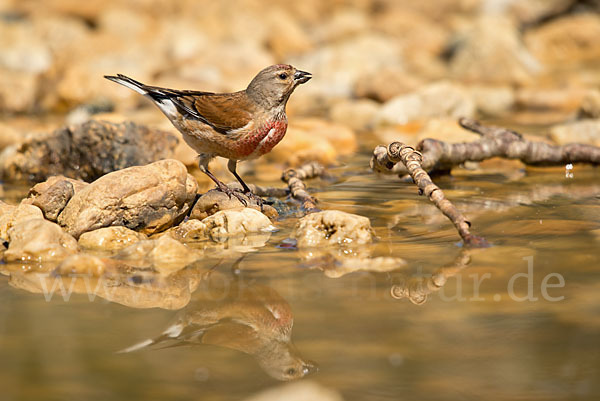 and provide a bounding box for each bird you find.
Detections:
[118,271,317,381]
[104,65,312,206]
